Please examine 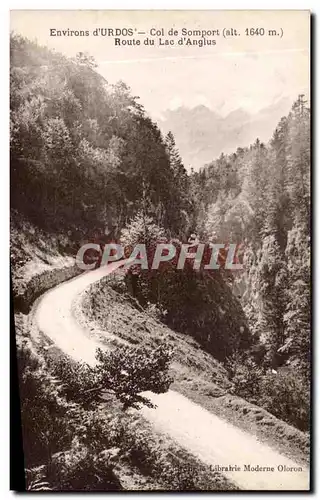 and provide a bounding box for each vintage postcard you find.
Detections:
[10,10,310,491]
